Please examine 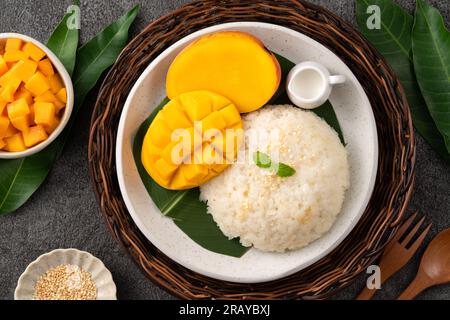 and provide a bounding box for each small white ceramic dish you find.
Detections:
[15,249,117,300]
[116,22,378,283]
[0,33,74,159]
